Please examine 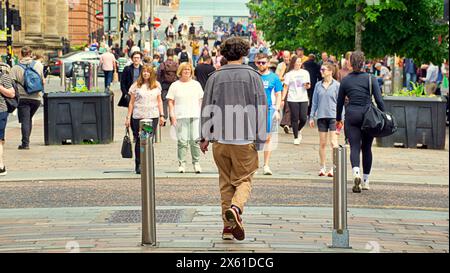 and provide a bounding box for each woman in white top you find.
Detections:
[167,62,204,173]
[282,56,311,145]
[125,65,165,174]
